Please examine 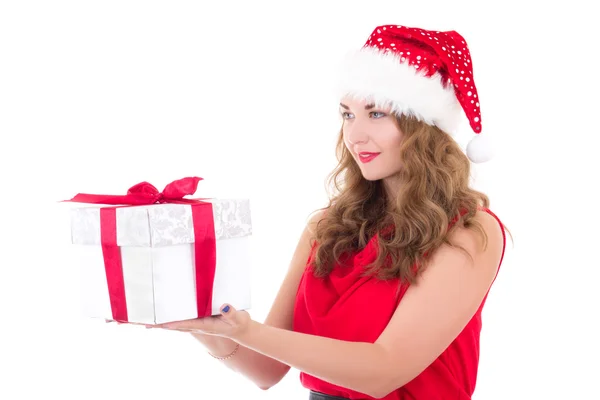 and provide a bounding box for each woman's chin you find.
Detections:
[360,171,384,181]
